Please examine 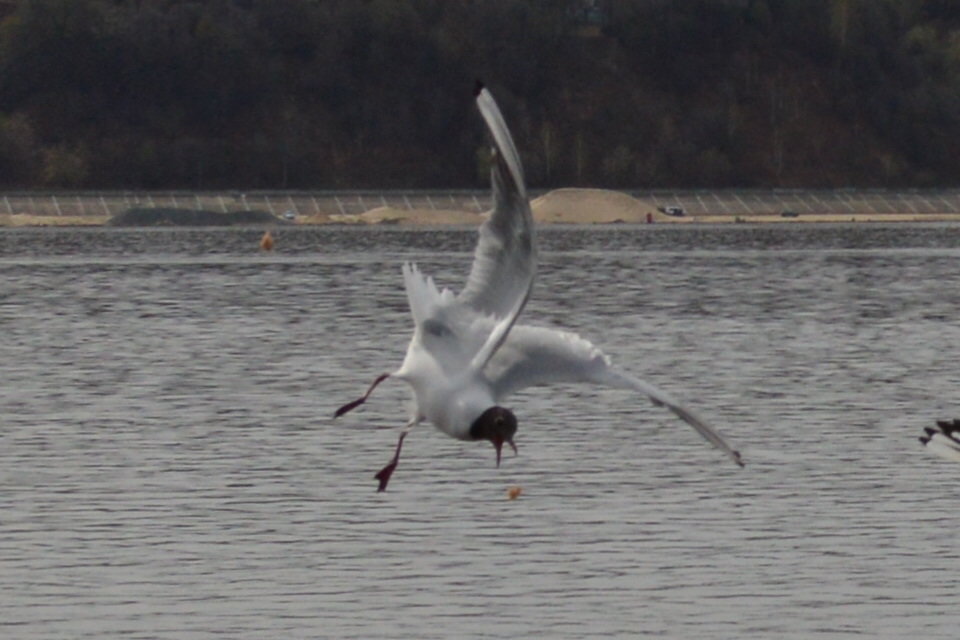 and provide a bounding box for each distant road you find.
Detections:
[3,188,960,217]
